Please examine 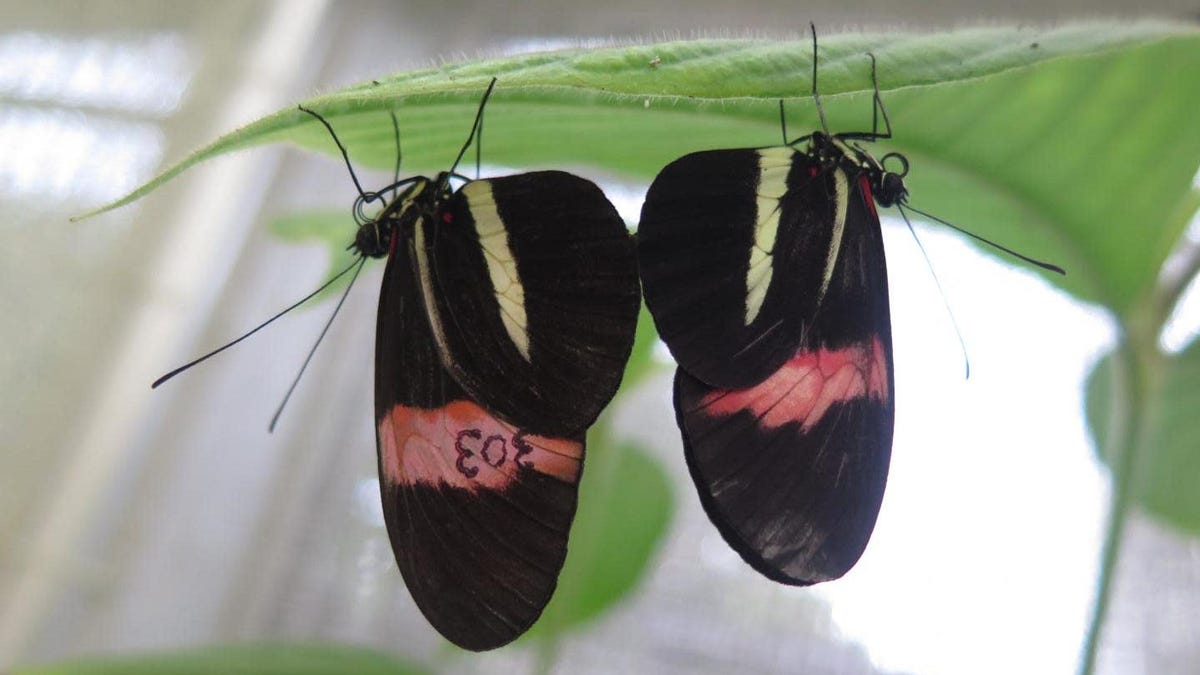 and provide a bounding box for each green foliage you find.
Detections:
[1088,339,1200,534]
